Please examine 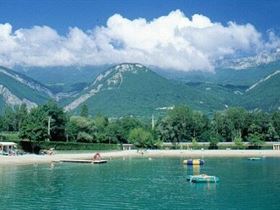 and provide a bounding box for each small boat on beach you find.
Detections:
[187,174,219,183]
[183,159,205,165]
